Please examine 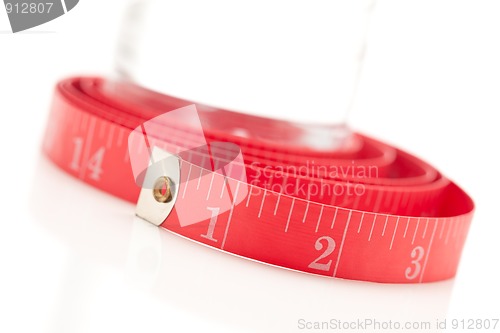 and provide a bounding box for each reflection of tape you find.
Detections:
[125,217,163,288]
[43,77,475,283]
